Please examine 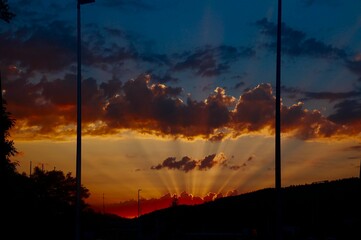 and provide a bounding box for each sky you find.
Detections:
[1,0,361,218]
